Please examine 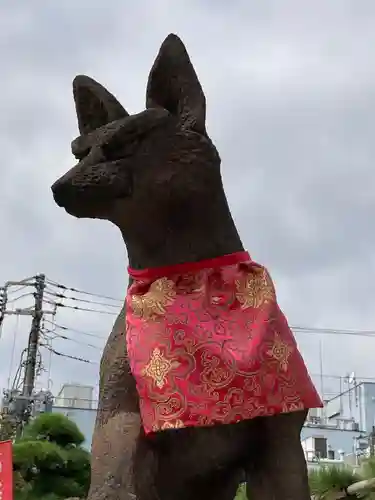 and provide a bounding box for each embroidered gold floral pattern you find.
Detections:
[235,268,276,309]
[267,332,293,371]
[160,419,185,430]
[282,401,305,413]
[131,277,176,320]
[142,347,180,388]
